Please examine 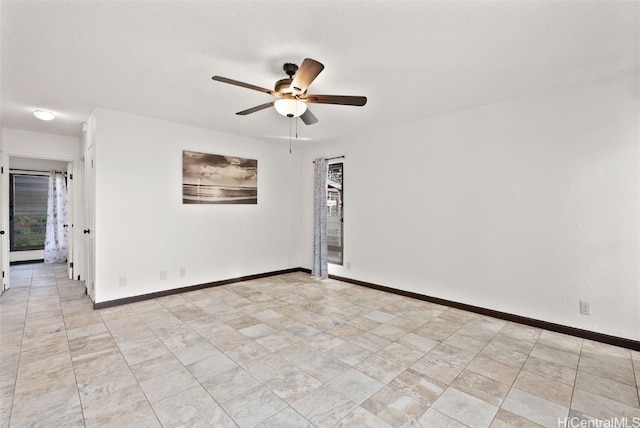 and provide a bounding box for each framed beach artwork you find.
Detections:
[182,150,258,204]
